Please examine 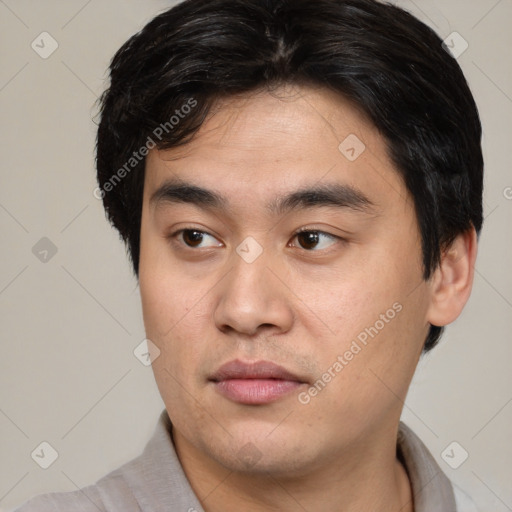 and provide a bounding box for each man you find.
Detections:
[14,0,483,510]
